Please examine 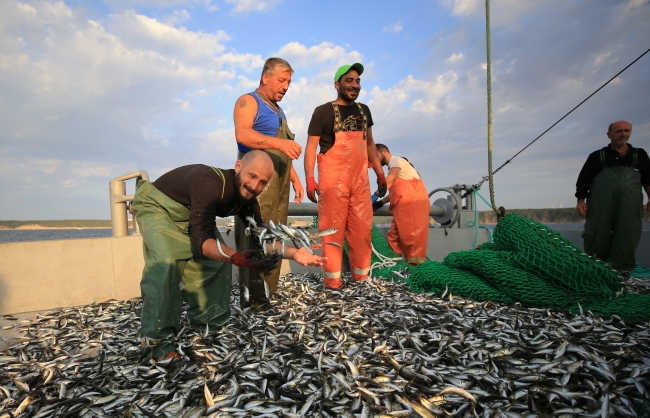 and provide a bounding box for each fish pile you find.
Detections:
[244,217,338,256]
[626,276,650,294]
[1,273,649,417]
